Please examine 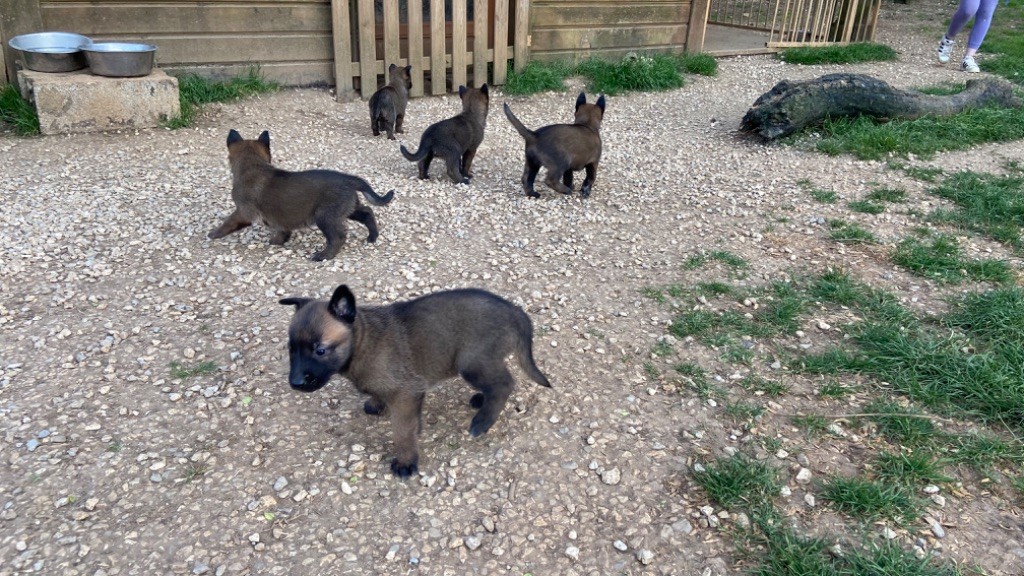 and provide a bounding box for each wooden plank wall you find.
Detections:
[37,0,336,86]
[530,0,693,62]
